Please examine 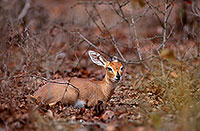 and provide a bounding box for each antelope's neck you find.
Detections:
[100,77,116,100]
